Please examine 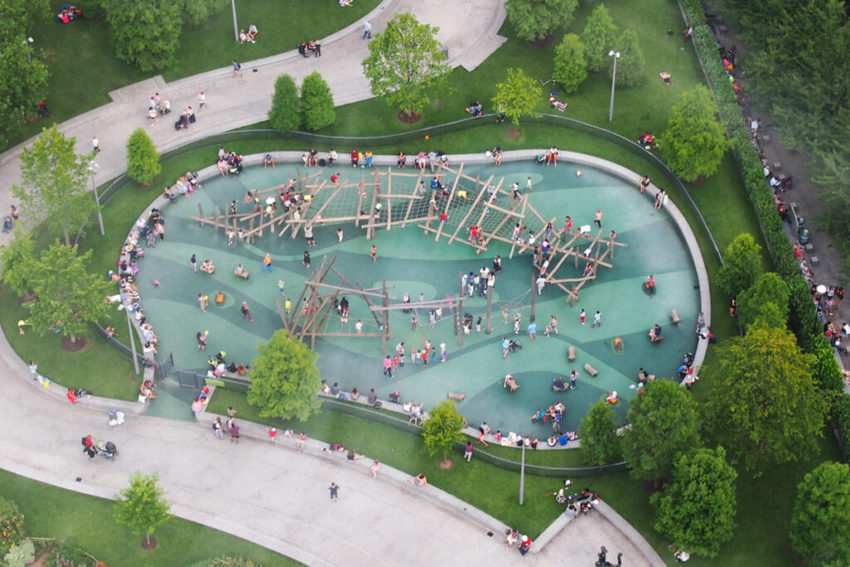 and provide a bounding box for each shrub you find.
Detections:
[125,128,161,186]
[268,75,301,133]
[0,497,25,558]
[552,34,587,94]
[300,72,335,131]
